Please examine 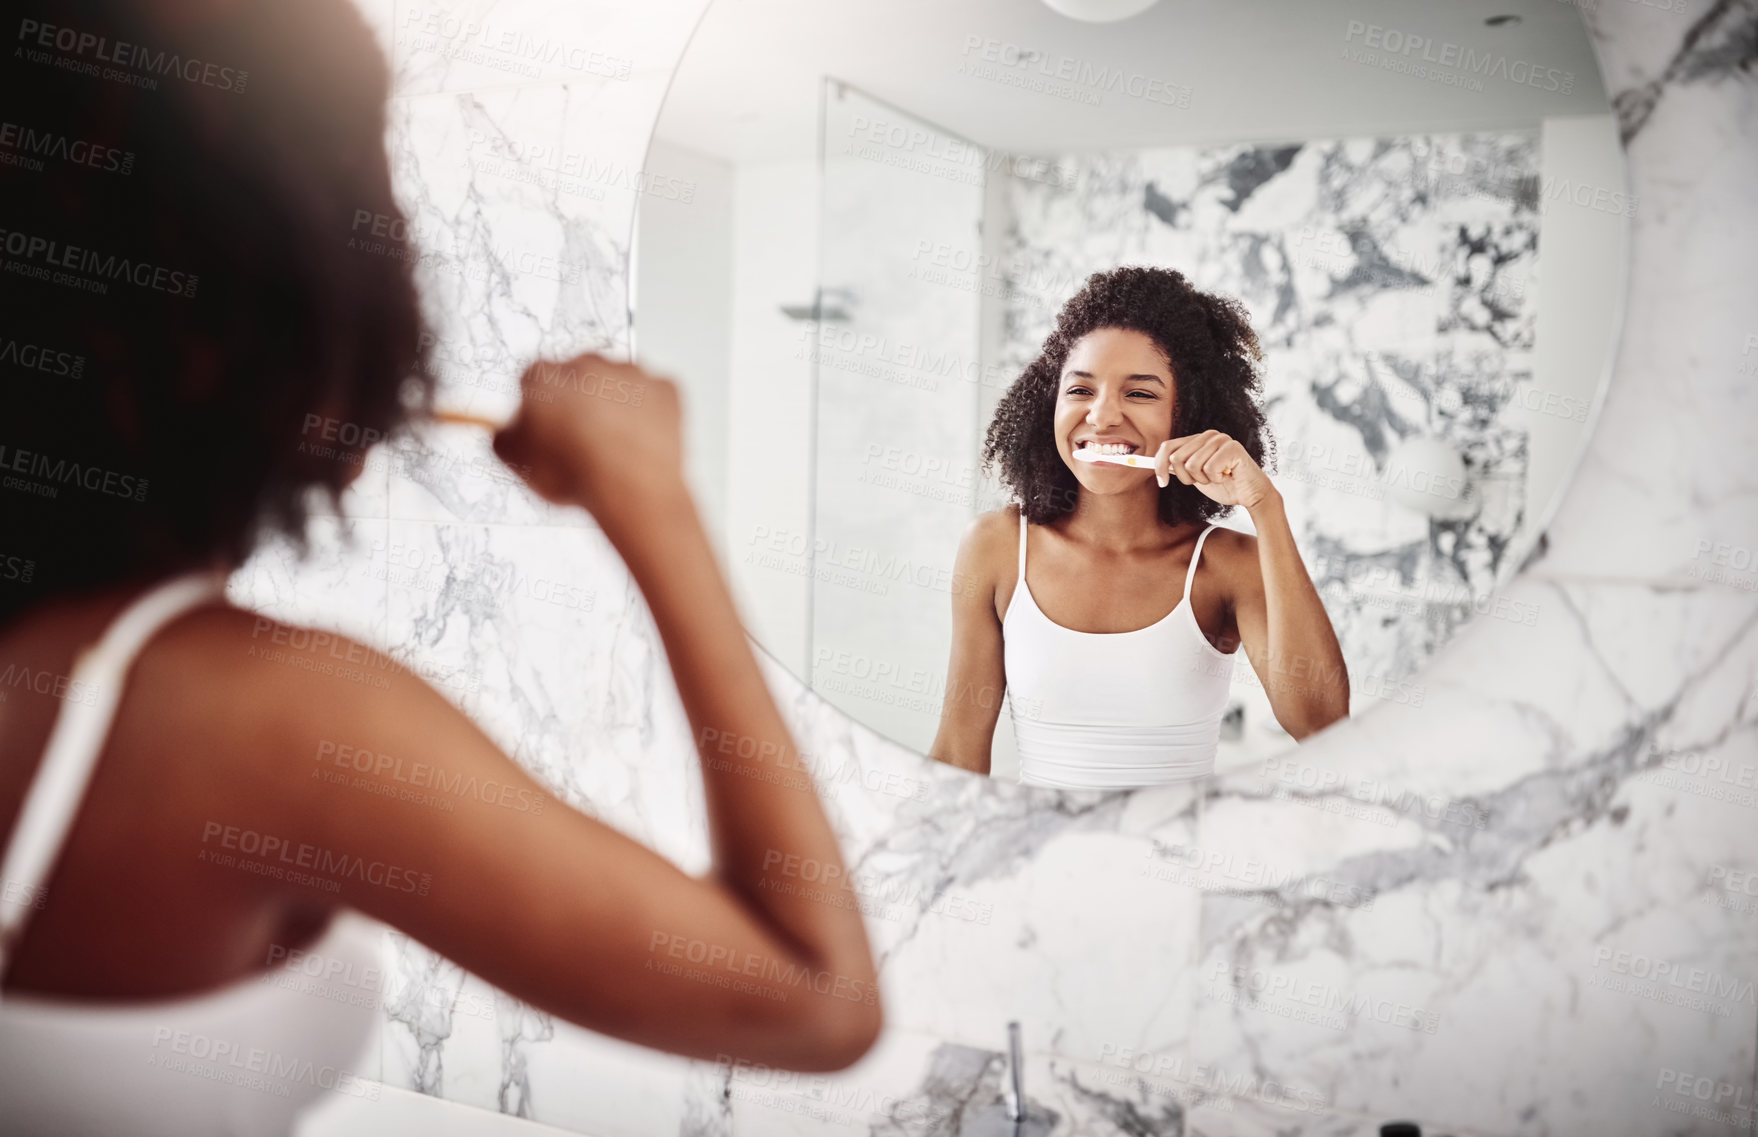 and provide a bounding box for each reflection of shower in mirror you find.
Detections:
[780,285,856,323]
